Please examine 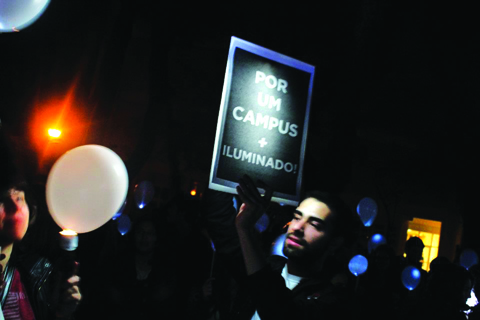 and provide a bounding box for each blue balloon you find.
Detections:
[271,233,287,258]
[401,265,422,290]
[357,197,378,227]
[0,0,50,32]
[460,249,479,270]
[349,255,368,276]
[117,214,131,236]
[134,180,155,209]
[368,234,387,253]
